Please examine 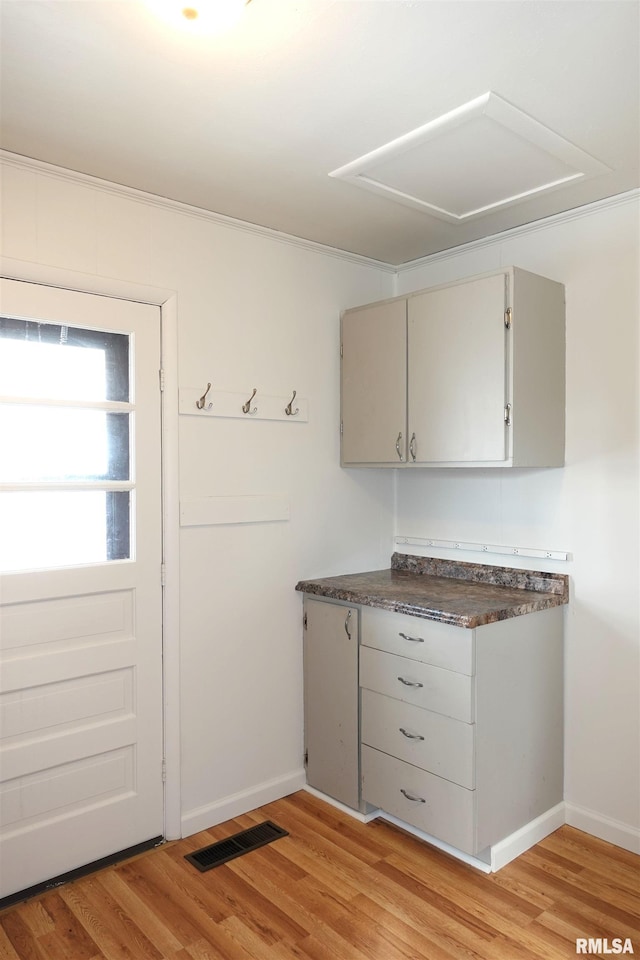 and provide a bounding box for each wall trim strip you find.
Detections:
[180,770,306,838]
[0,151,394,274]
[397,189,640,274]
[2,151,636,275]
[565,802,640,855]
